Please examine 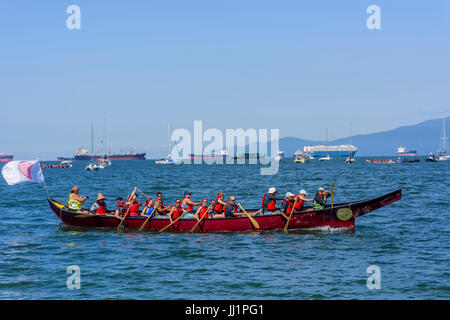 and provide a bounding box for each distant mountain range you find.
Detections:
[273,117,448,156]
